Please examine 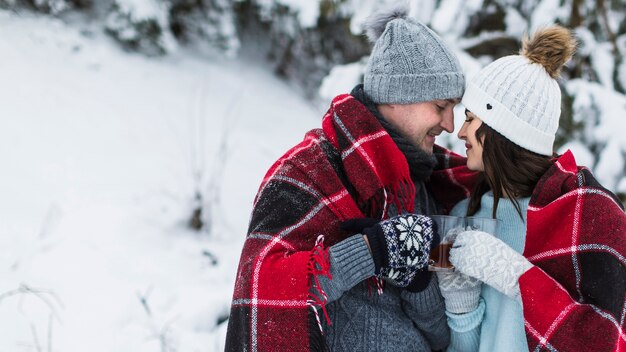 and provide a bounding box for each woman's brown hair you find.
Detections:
[466,123,555,220]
